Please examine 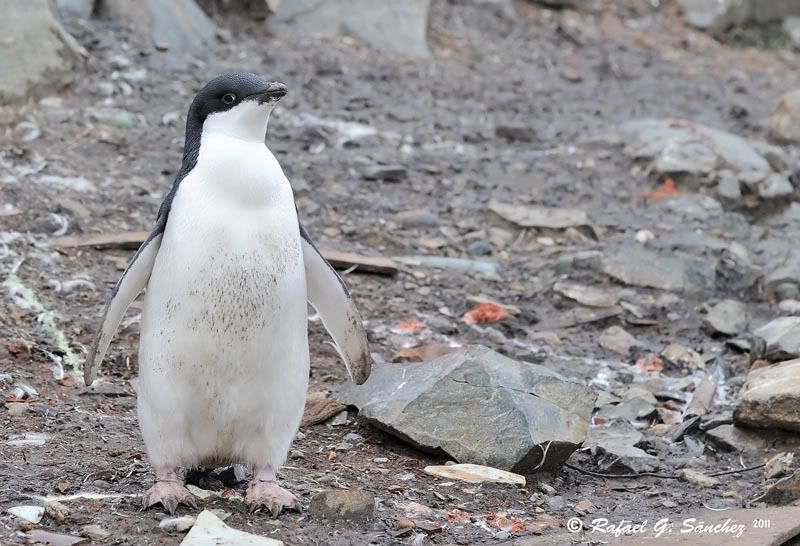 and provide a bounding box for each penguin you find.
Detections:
[84,72,372,516]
